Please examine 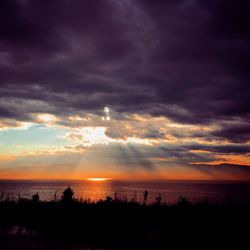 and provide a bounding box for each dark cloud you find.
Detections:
[0,0,249,129]
[212,123,250,143]
[186,143,250,154]
[200,0,250,38]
